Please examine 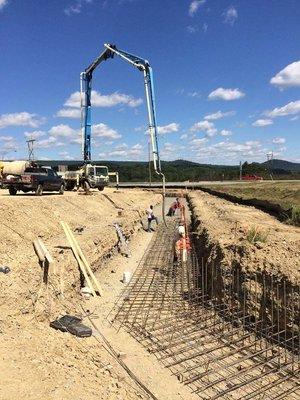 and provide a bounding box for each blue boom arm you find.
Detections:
[80,43,163,177]
[80,45,116,162]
